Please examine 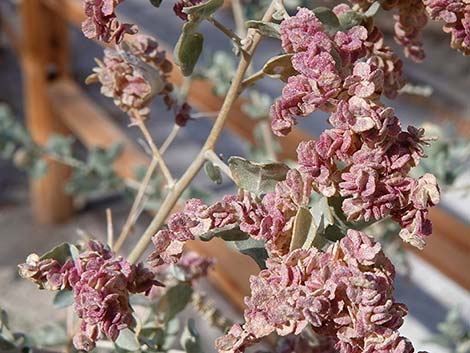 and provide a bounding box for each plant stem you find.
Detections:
[207,16,243,47]
[240,69,265,91]
[114,157,158,253]
[204,149,234,181]
[136,119,175,187]
[114,125,180,253]
[161,124,180,153]
[106,208,114,249]
[127,0,281,264]
[231,0,246,37]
